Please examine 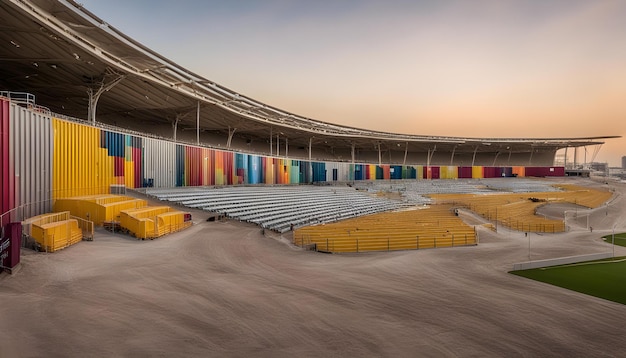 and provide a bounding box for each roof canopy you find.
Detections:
[0,0,618,158]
